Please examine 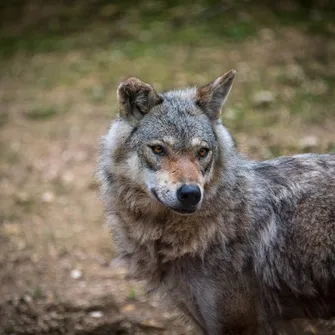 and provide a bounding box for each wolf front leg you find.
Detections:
[198,312,269,335]
[198,306,262,335]
[187,274,264,335]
